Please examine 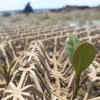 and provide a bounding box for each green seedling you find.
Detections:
[65,32,80,63]
[65,33,96,100]
[72,42,96,77]
[0,59,17,85]
[72,42,96,100]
